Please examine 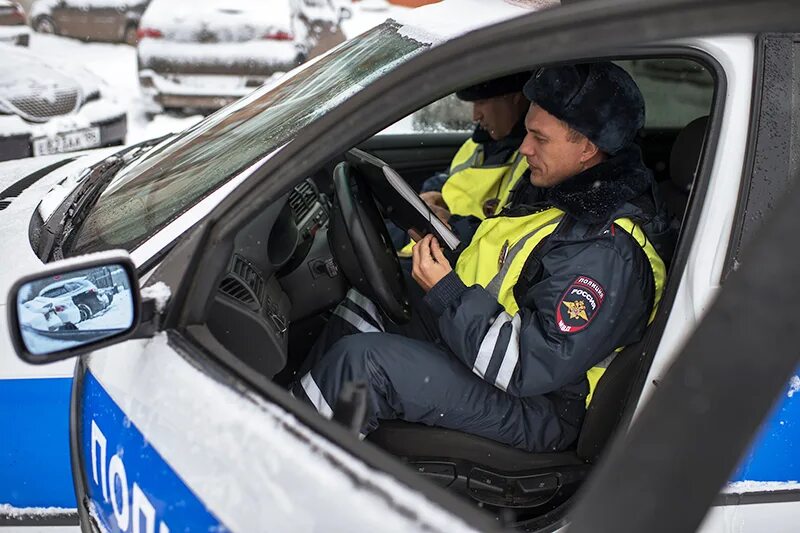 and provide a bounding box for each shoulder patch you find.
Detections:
[556,276,606,334]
